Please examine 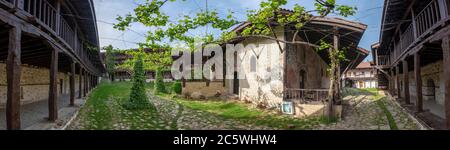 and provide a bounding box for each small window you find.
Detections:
[250,56,257,72]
